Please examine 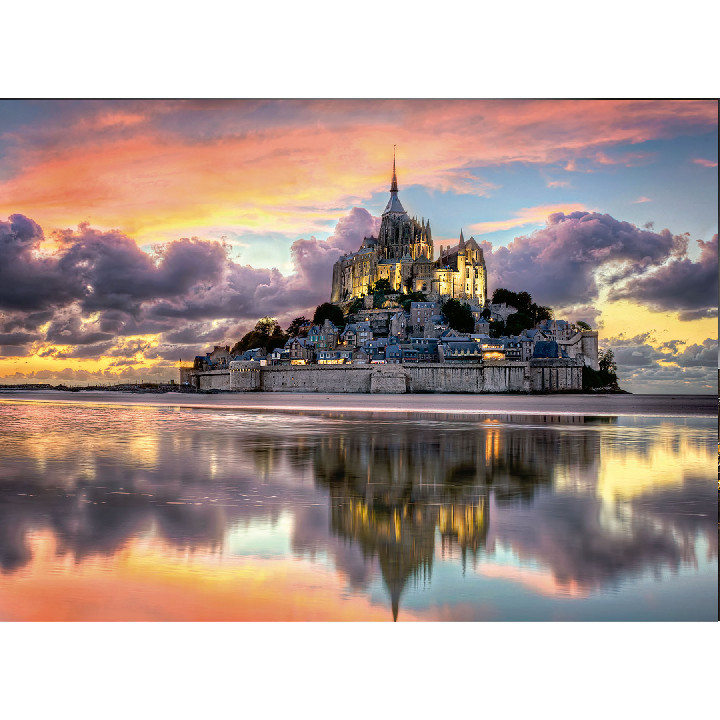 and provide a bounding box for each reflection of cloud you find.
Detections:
[479,562,588,598]
[597,424,715,502]
[0,532,404,621]
[0,399,715,619]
